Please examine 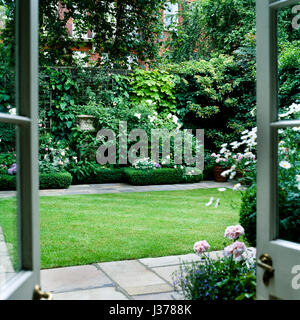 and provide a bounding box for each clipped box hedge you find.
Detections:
[124,168,203,186]
[39,172,73,190]
[72,168,125,185]
[0,174,16,191]
[0,172,73,191]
